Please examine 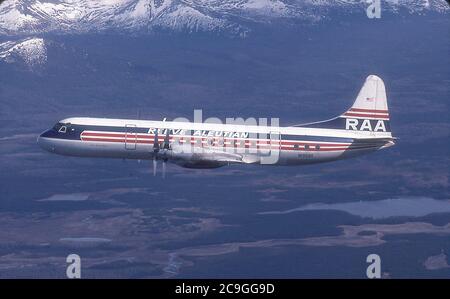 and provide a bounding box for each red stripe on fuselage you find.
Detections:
[80,136,380,152]
[81,132,352,147]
